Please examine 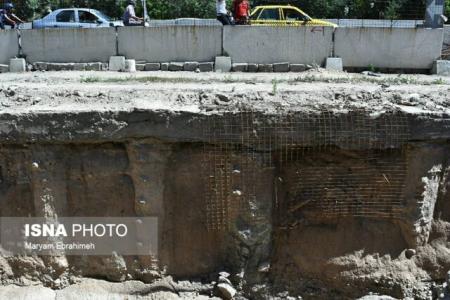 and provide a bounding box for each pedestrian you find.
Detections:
[0,3,24,30]
[233,0,250,25]
[123,0,144,26]
[216,0,232,25]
